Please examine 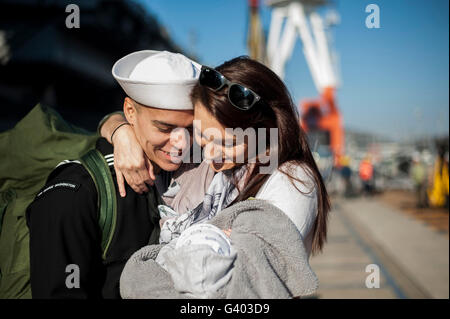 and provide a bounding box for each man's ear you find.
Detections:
[123,97,137,125]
